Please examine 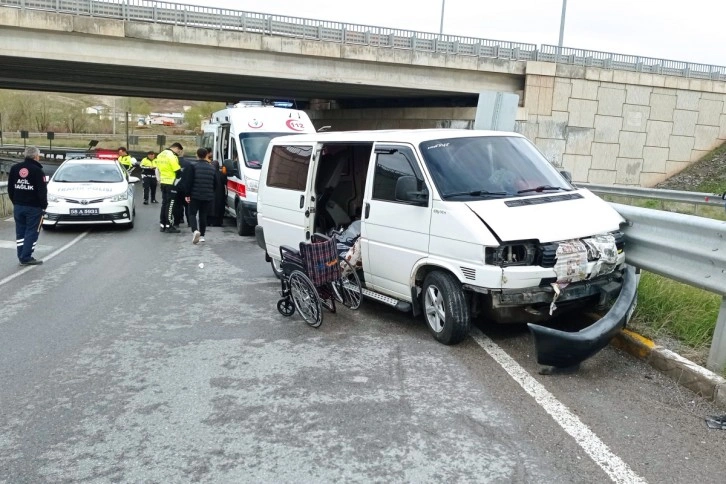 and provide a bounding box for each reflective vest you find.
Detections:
[139,157,157,175]
[118,154,134,168]
[156,149,181,185]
